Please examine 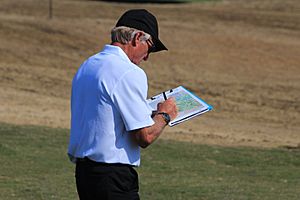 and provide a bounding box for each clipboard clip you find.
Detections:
[163,89,173,100]
[162,92,167,100]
